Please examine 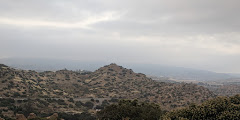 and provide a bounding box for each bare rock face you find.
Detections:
[16,114,27,120]
[27,113,36,119]
[47,113,58,120]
